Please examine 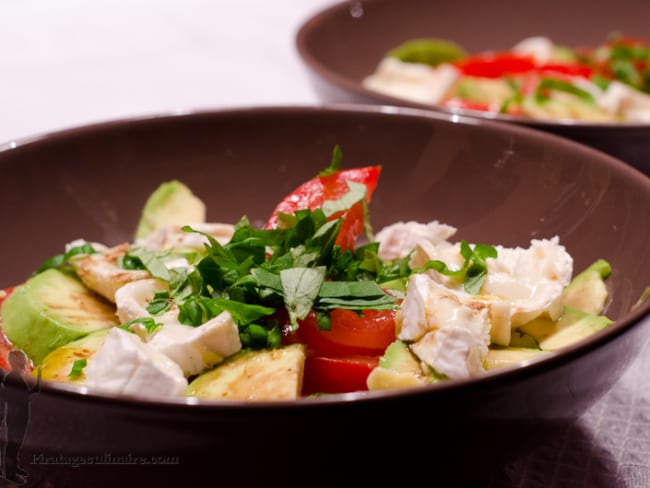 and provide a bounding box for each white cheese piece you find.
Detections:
[136,222,235,252]
[397,274,494,379]
[115,279,243,376]
[85,327,187,397]
[482,236,573,326]
[363,57,460,104]
[375,220,457,260]
[597,80,650,122]
[512,36,554,65]
[412,233,573,328]
[149,312,242,377]
[114,278,171,325]
[410,327,487,379]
